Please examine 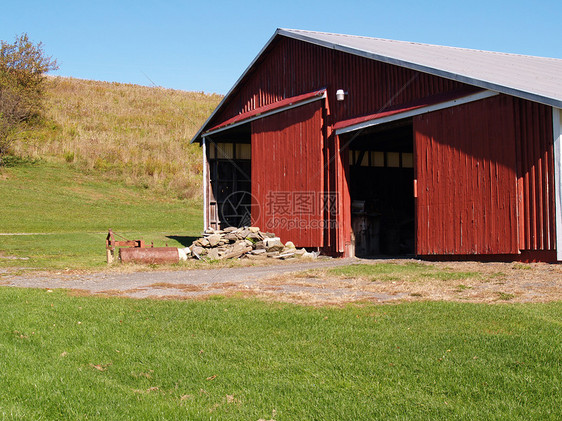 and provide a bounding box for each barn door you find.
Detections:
[414,95,519,255]
[251,101,324,247]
